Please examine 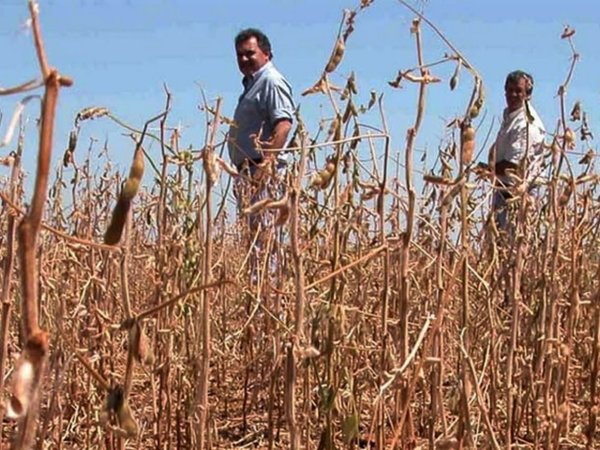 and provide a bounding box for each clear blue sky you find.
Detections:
[1,0,599,181]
